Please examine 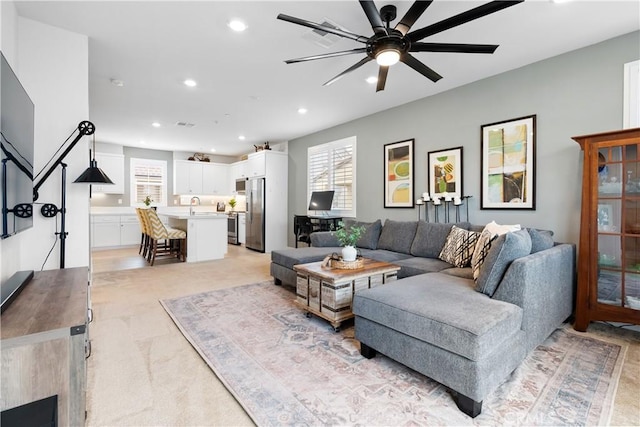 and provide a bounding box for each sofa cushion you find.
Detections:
[393,257,454,278]
[353,272,523,361]
[438,226,480,267]
[344,219,382,250]
[377,220,418,254]
[528,228,554,253]
[475,229,532,297]
[358,249,413,264]
[410,221,470,258]
[440,267,474,279]
[271,247,340,270]
[310,231,339,247]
